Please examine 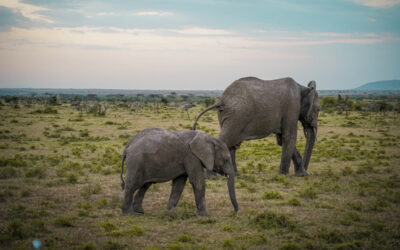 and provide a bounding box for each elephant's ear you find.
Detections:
[306,81,317,120]
[189,132,215,171]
